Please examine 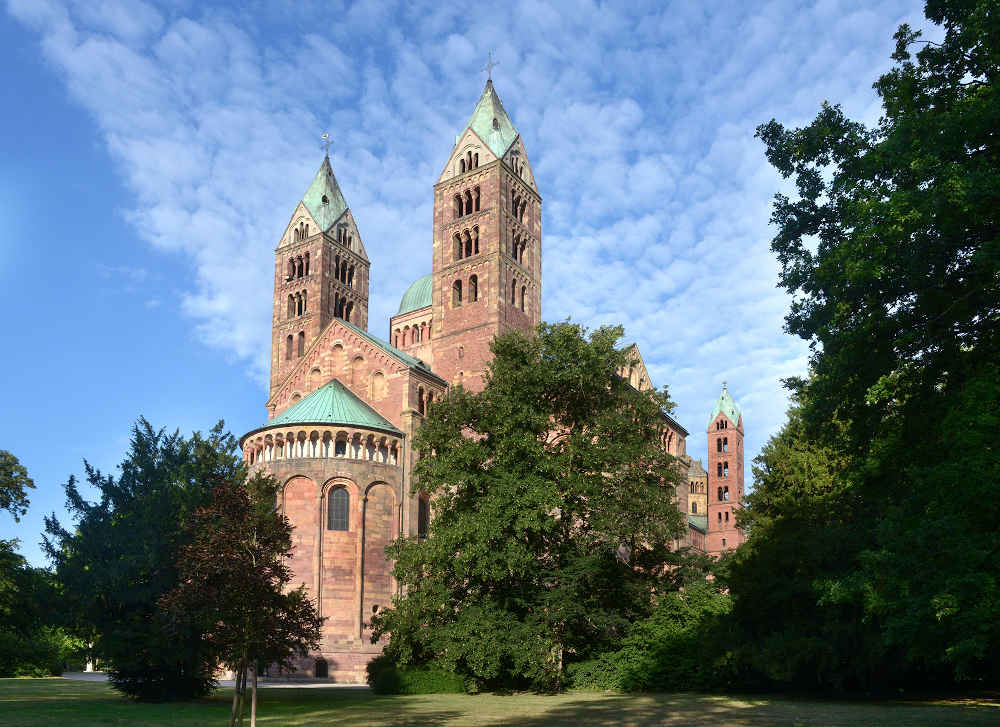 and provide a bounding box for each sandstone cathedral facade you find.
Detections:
[239,81,745,682]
